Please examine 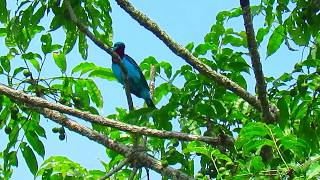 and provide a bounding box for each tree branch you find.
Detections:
[0,84,219,145]
[240,0,274,123]
[114,0,279,120]
[36,107,193,180]
[64,0,134,110]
